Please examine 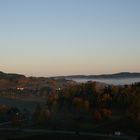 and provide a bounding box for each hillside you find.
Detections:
[0,71,25,80]
[0,71,75,90]
[56,72,140,79]
[0,71,140,90]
